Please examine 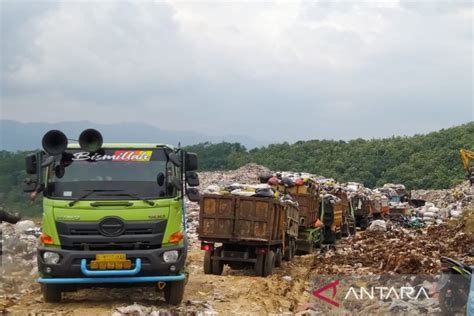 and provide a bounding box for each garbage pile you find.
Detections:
[413,202,444,225]
[0,220,41,299]
[312,221,474,275]
[412,181,473,213]
[185,200,201,248]
[198,163,270,191]
[203,183,278,198]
